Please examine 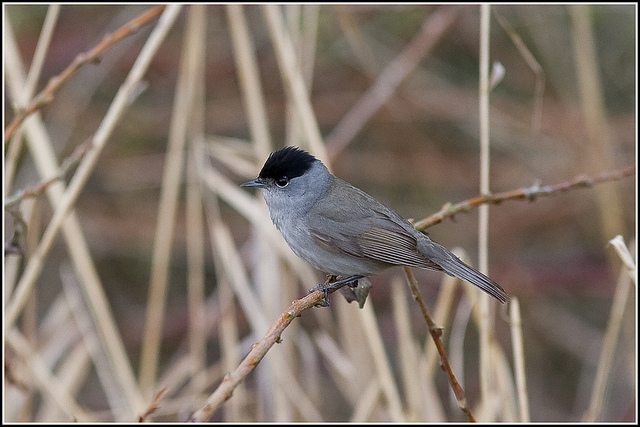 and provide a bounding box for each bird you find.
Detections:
[242,146,509,305]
